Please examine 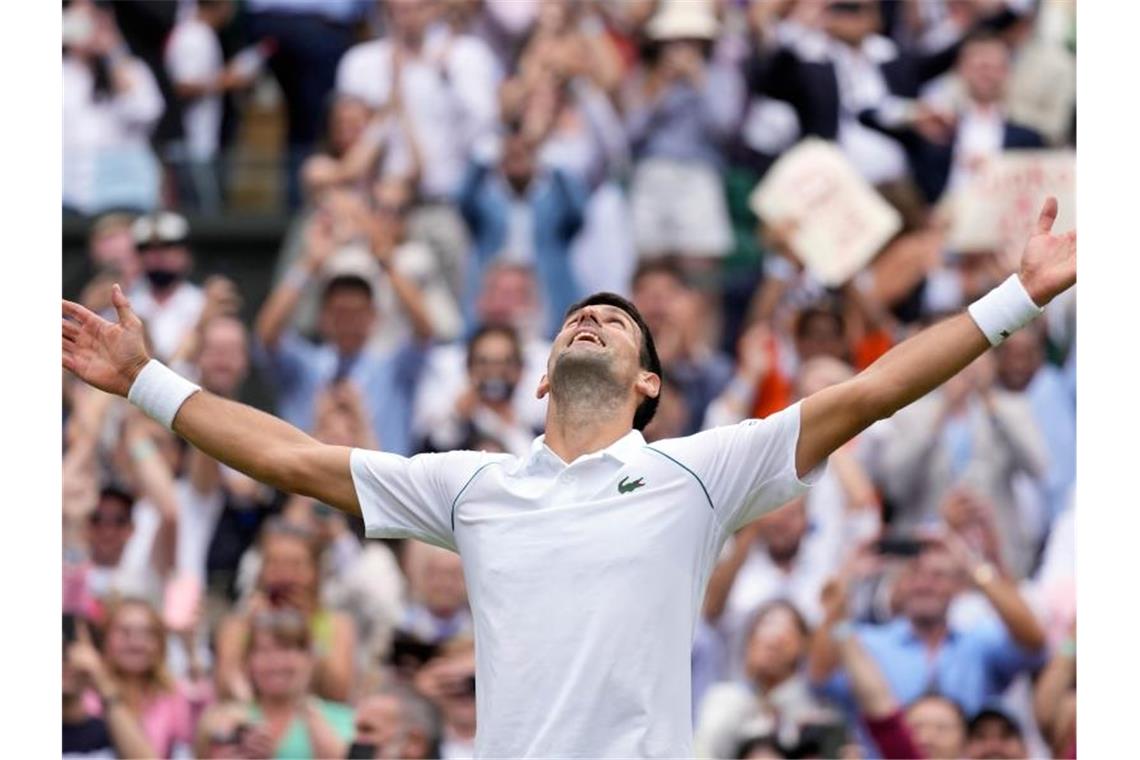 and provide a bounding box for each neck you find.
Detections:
[910,617,948,648]
[259,694,299,714]
[544,402,633,463]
